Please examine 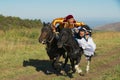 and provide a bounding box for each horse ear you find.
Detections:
[43,22,46,27]
[47,22,51,27]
